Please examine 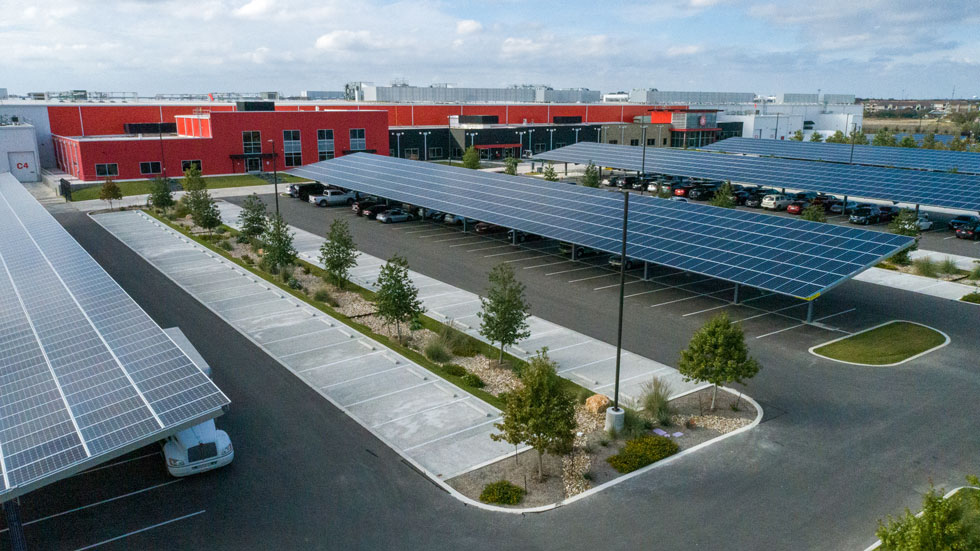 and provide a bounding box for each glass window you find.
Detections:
[428,147,442,159]
[317,129,335,160]
[404,148,419,159]
[181,160,202,172]
[139,161,161,174]
[283,129,301,167]
[95,163,118,177]
[554,142,566,149]
[647,138,656,146]
[608,139,618,145]
[533,143,546,153]
[630,139,640,146]
[349,128,366,151]
[243,131,261,154]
